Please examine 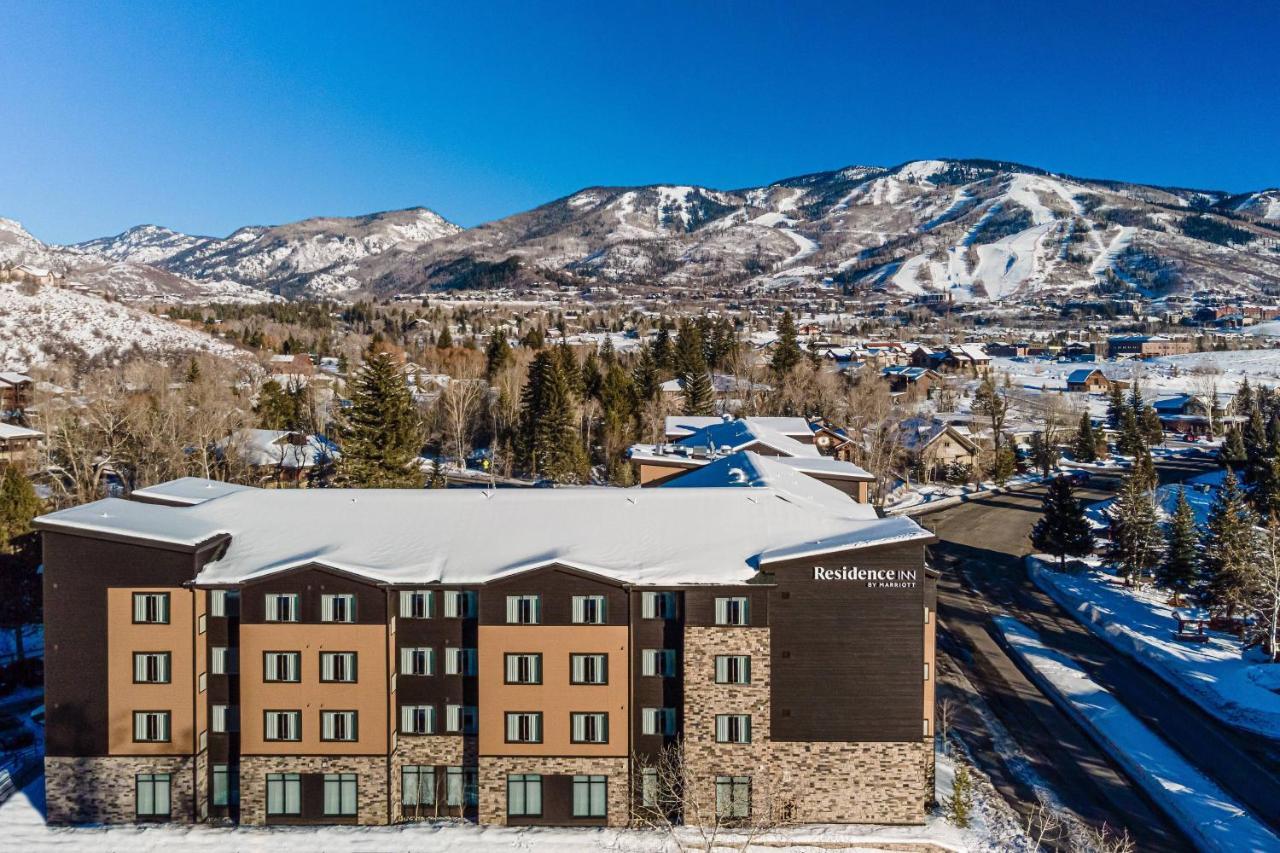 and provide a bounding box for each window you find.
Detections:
[401,704,436,734]
[444,647,476,676]
[641,591,676,619]
[321,651,357,683]
[323,773,358,816]
[136,773,171,818]
[321,710,358,741]
[506,774,542,817]
[211,704,238,733]
[641,648,676,677]
[212,764,236,807]
[924,662,930,681]
[264,710,301,741]
[402,765,435,809]
[570,653,607,685]
[714,597,749,626]
[443,590,475,618]
[133,652,171,684]
[133,592,170,624]
[573,775,607,818]
[641,707,676,736]
[209,589,237,618]
[715,776,751,819]
[446,766,477,807]
[571,595,606,624]
[924,606,931,624]
[504,653,542,685]
[399,590,433,619]
[211,646,236,675]
[640,769,659,808]
[570,712,608,744]
[321,594,356,623]
[199,672,207,693]
[264,593,299,623]
[445,704,476,734]
[400,646,435,676]
[924,718,931,737]
[715,655,751,685]
[505,712,542,743]
[133,711,170,742]
[263,652,300,682]
[715,714,751,743]
[505,595,541,624]
[199,729,207,752]
[198,614,207,634]
[266,773,301,816]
